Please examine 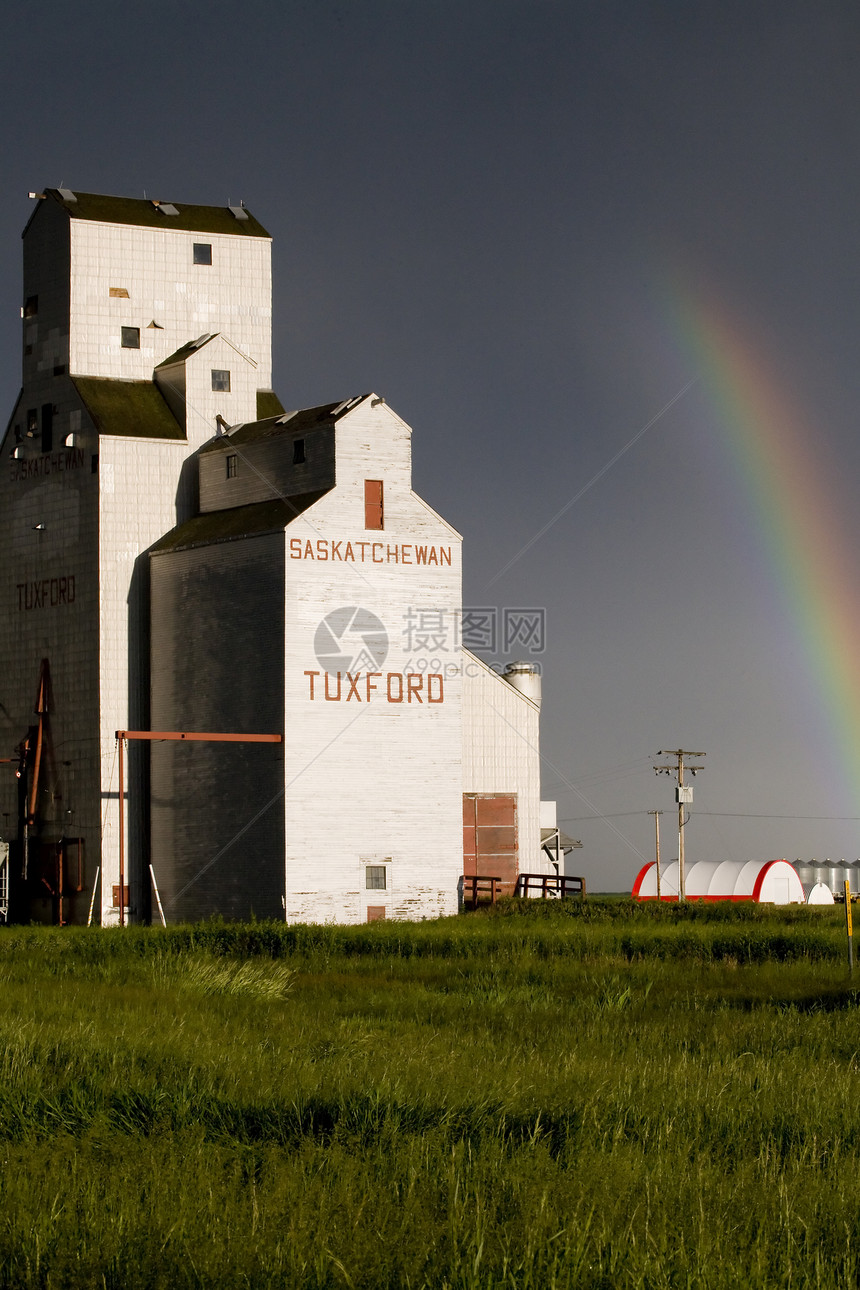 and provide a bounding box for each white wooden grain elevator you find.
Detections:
[0,189,552,924]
